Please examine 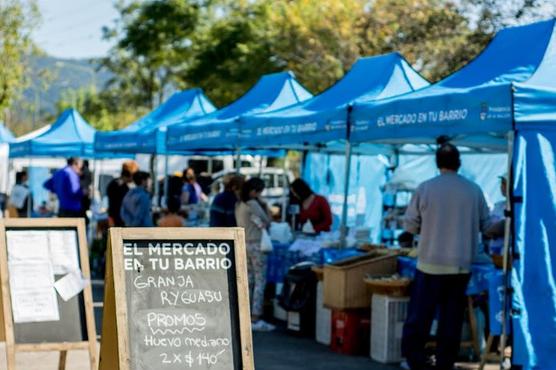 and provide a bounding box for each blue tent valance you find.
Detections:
[9,109,103,158]
[95,88,216,154]
[350,19,556,149]
[239,52,428,151]
[166,71,312,152]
